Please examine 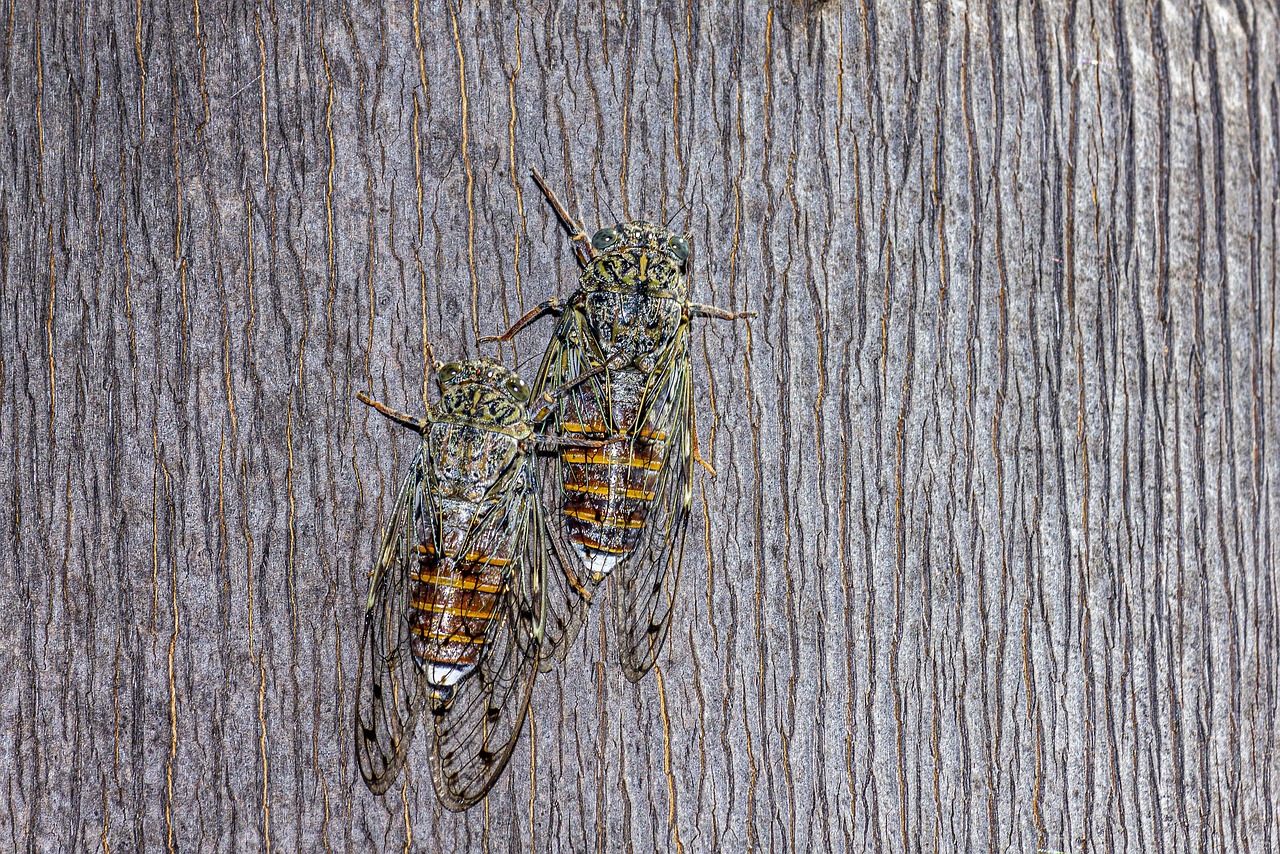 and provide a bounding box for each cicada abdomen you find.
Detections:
[484,171,754,682]
[354,358,548,810]
[549,285,688,585]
